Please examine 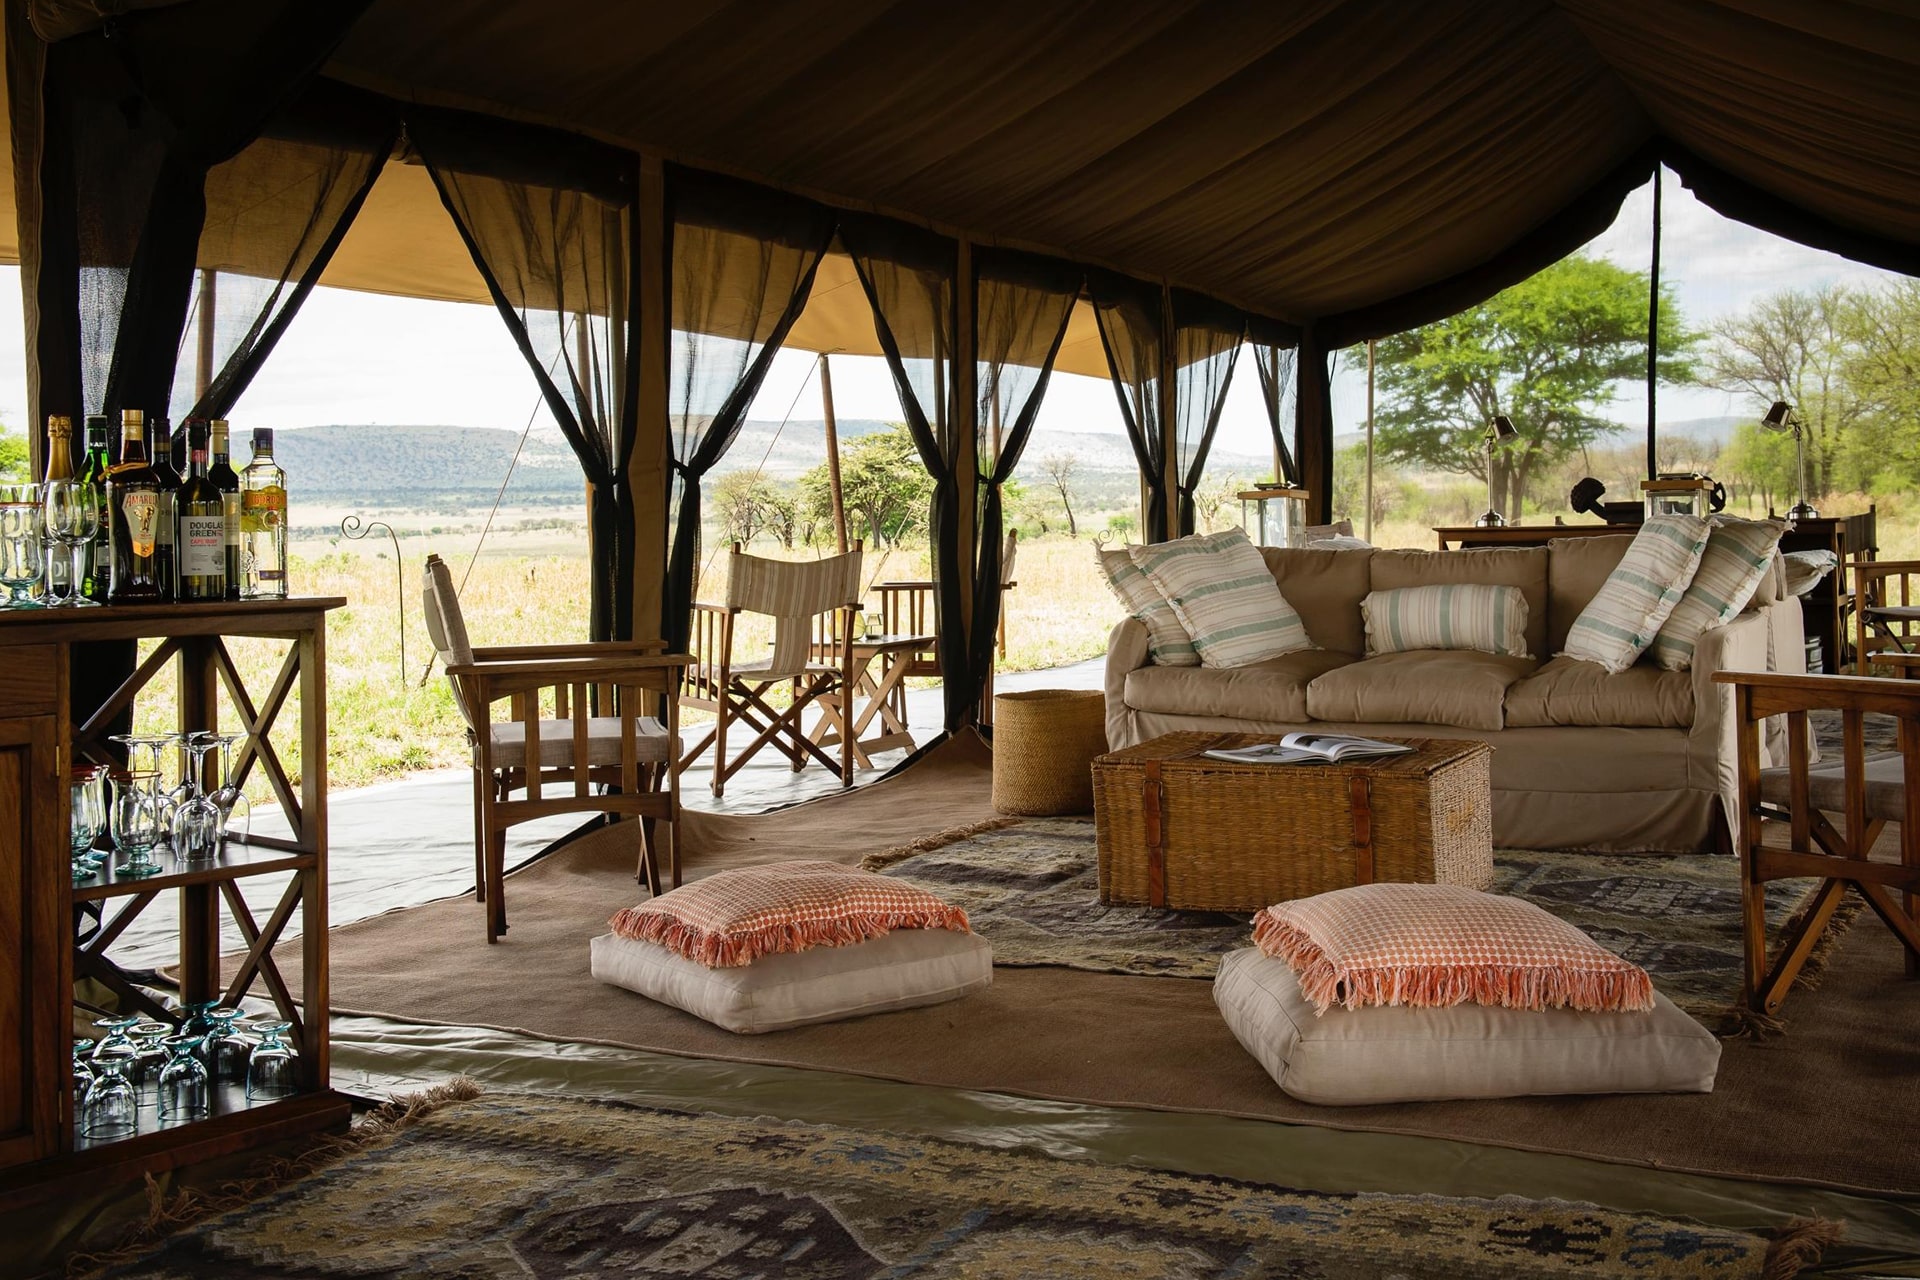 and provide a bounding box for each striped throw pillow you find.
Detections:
[1130,529,1313,668]
[1362,584,1530,658]
[1098,548,1200,666]
[1560,514,1712,674]
[1647,517,1784,671]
